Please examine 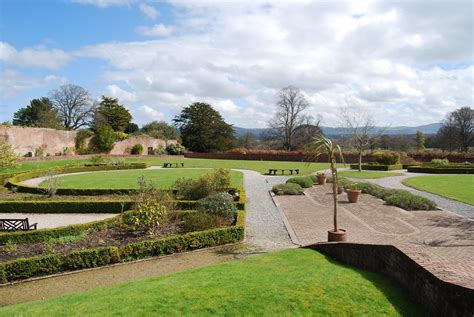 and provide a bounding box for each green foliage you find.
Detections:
[4,240,17,253]
[165,143,186,155]
[286,176,313,188]
[272,183,304,195]
[131,144,144,155]
[384,190,437,210]
[141,121,180,140]
[125,122,139,134]
[197,192,237,221]
[182,212,221,232]
[94,96,132,132]
[0,141,18,168]
[12,97,62,129]
[93,124,116,152]
[173,102,236,152]
[114,131,128,141]
[407,165,474,174]
[174,168,232,200]
[374,152,400,165]
[416,131,425,152]
[350,164,403,171]
[431,158,449,165]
